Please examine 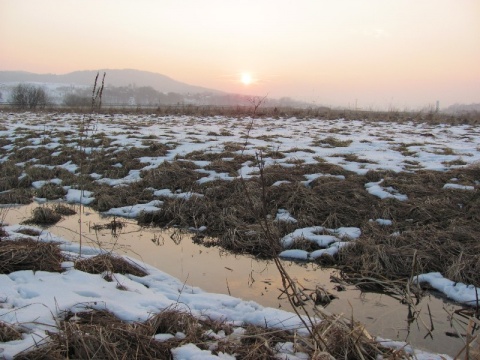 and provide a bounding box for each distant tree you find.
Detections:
[135,86,160,105]
[166,92,183,105]
[63,94,91,107]
[10,84,48,109]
